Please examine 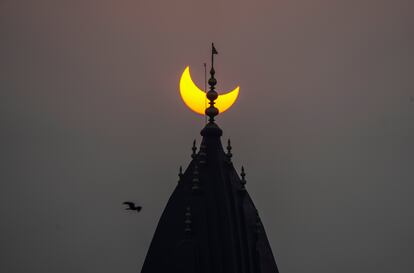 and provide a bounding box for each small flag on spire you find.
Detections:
[212,43,218,55]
